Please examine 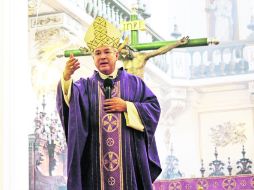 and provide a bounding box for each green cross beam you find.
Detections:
[63,10,217,57]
